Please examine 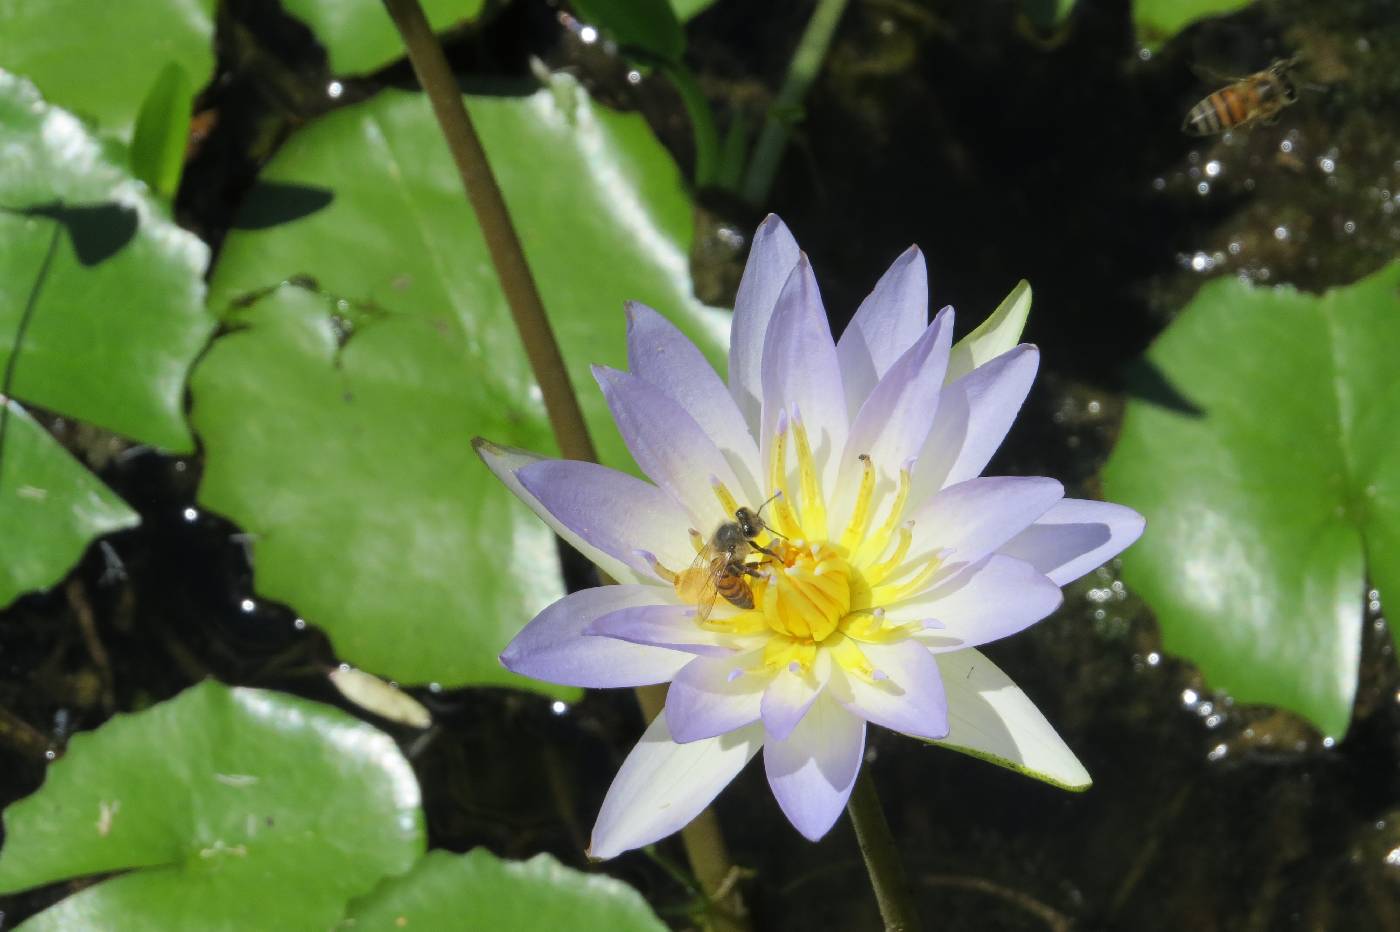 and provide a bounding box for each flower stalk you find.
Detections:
[382,2,750,928]
[848,768,923,932]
